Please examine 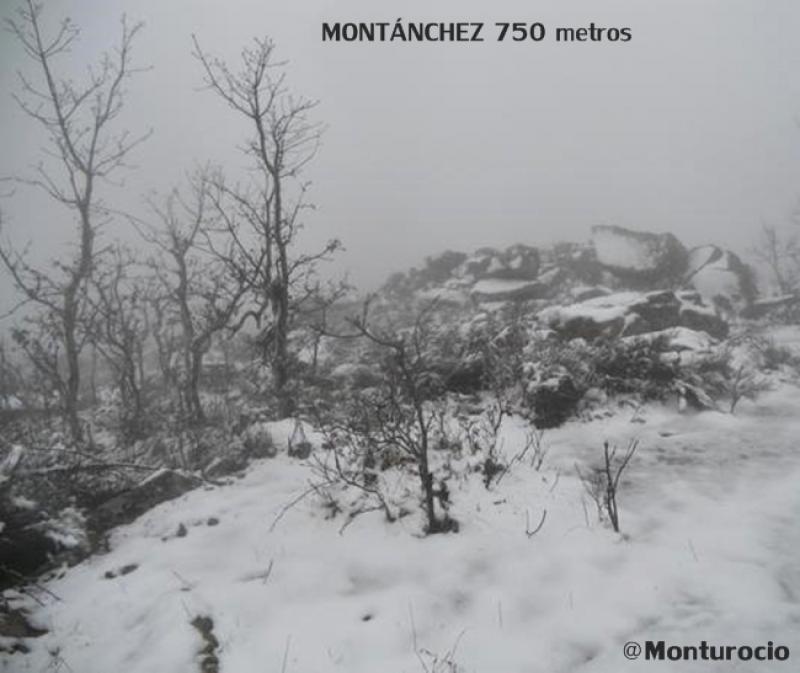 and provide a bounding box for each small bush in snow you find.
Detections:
[311,300,461,534]
[725,365,772,414]
[577,439,638,533]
